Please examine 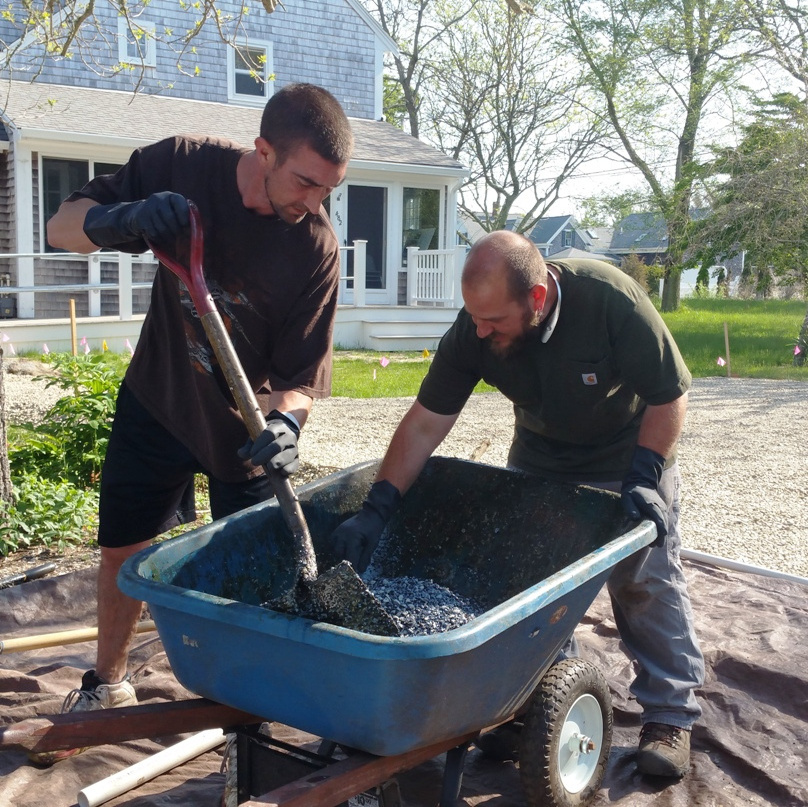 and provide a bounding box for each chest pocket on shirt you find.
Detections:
[563,358,615,400]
